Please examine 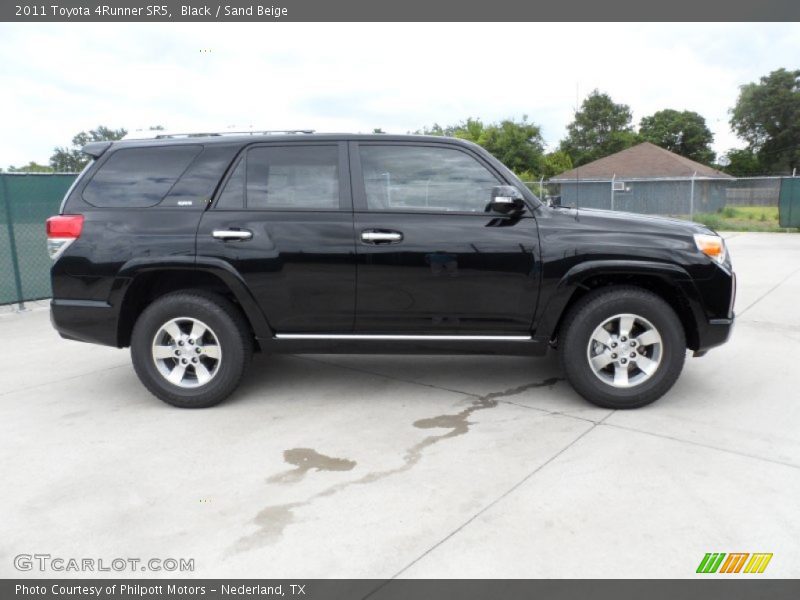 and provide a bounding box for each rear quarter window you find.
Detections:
[82,145,202,208]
